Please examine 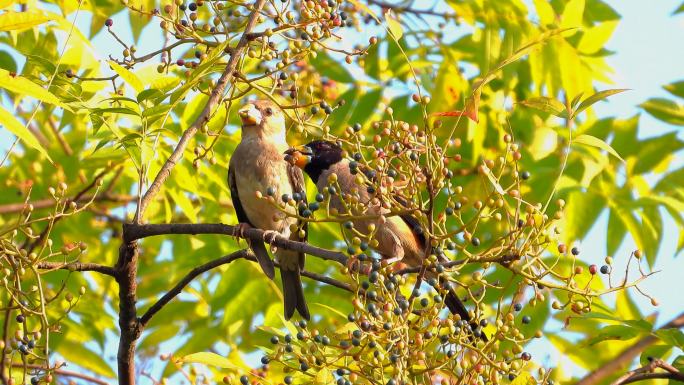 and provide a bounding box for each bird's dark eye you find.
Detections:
[265,107,273,116]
